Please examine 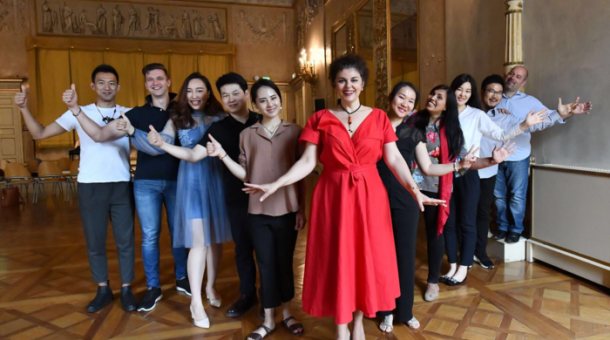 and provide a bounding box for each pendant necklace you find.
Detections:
[95,103,117,124]
[262,120,282,137]
[340,103,362,133]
